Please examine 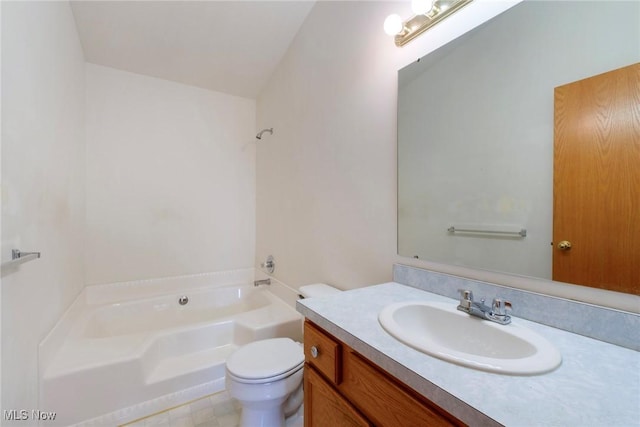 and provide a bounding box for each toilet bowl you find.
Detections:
[225,337,304,427]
